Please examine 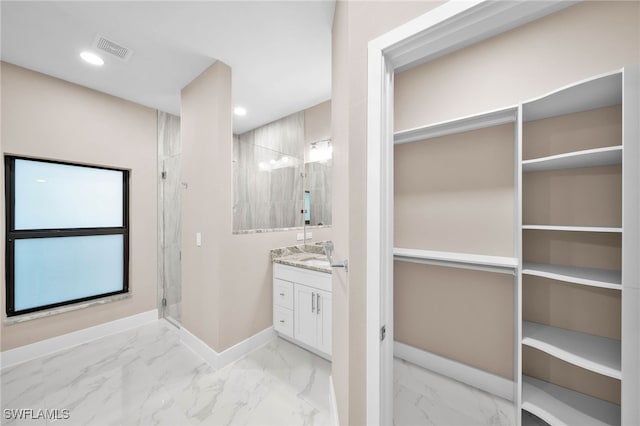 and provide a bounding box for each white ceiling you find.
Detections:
[1,1,334,134]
